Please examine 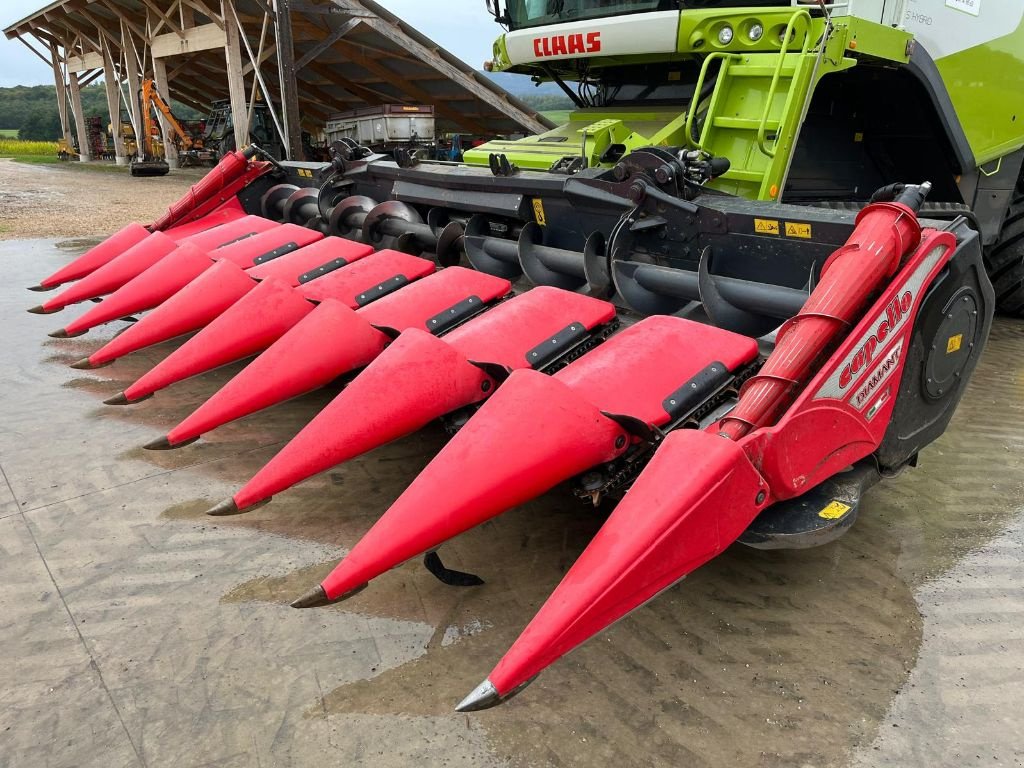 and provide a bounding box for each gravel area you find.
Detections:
[0,158,200,241]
